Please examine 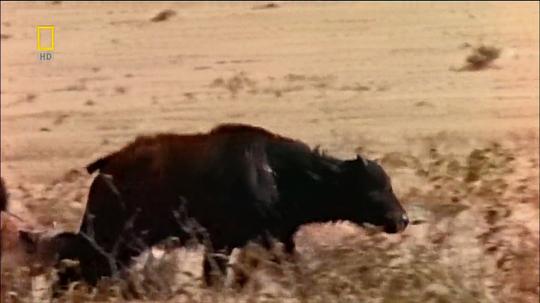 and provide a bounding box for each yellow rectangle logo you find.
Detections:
[36,25,55,51]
